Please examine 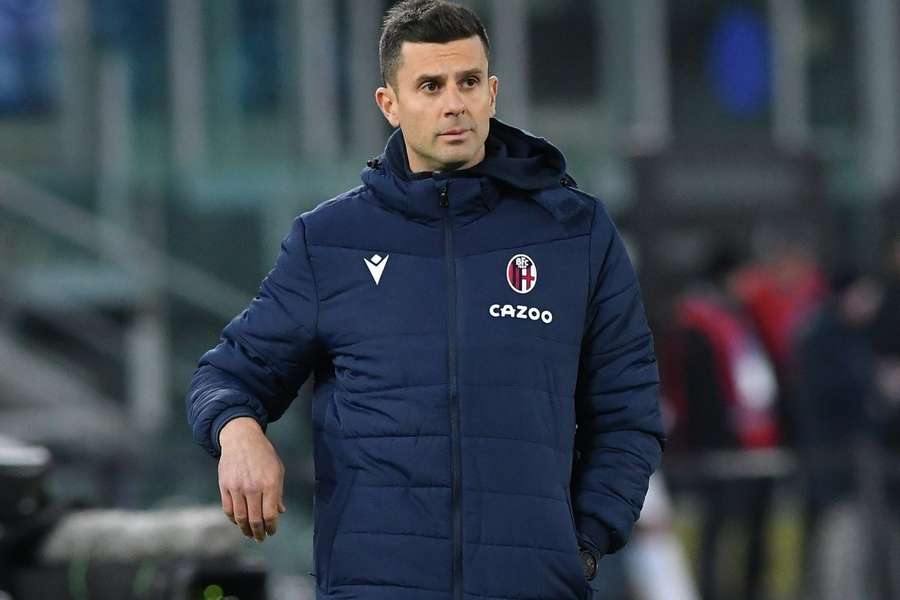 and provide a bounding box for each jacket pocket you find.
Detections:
[314,468,358,593]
